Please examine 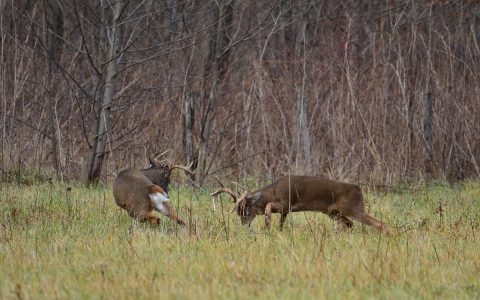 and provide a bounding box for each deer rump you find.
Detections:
[113,169,185,225]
